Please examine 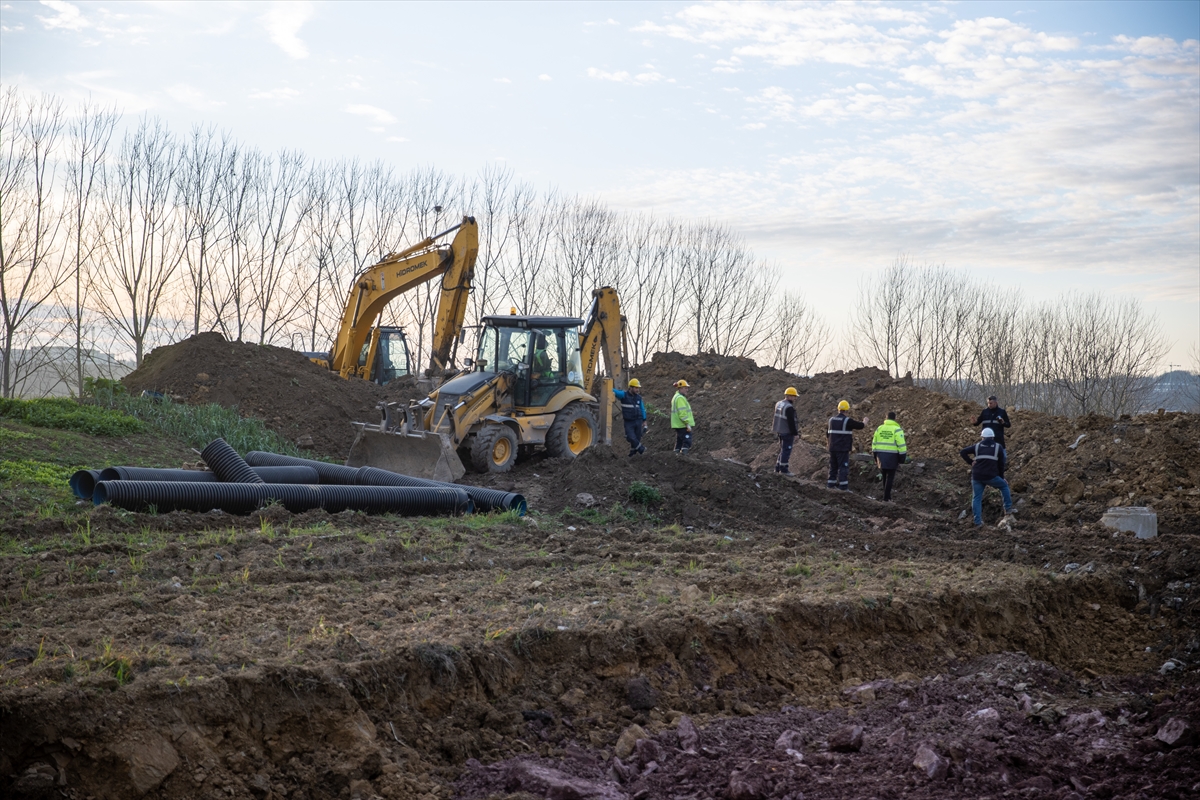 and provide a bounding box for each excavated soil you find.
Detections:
[123,333,423,458]
[3,347,1197,799]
